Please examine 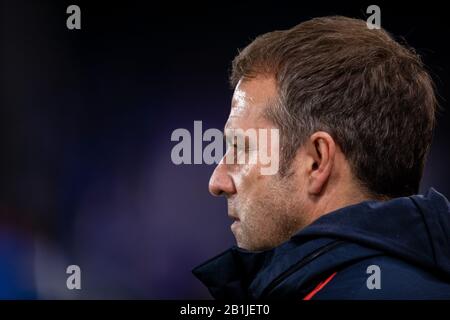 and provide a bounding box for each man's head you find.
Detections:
[209,16,437,251]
